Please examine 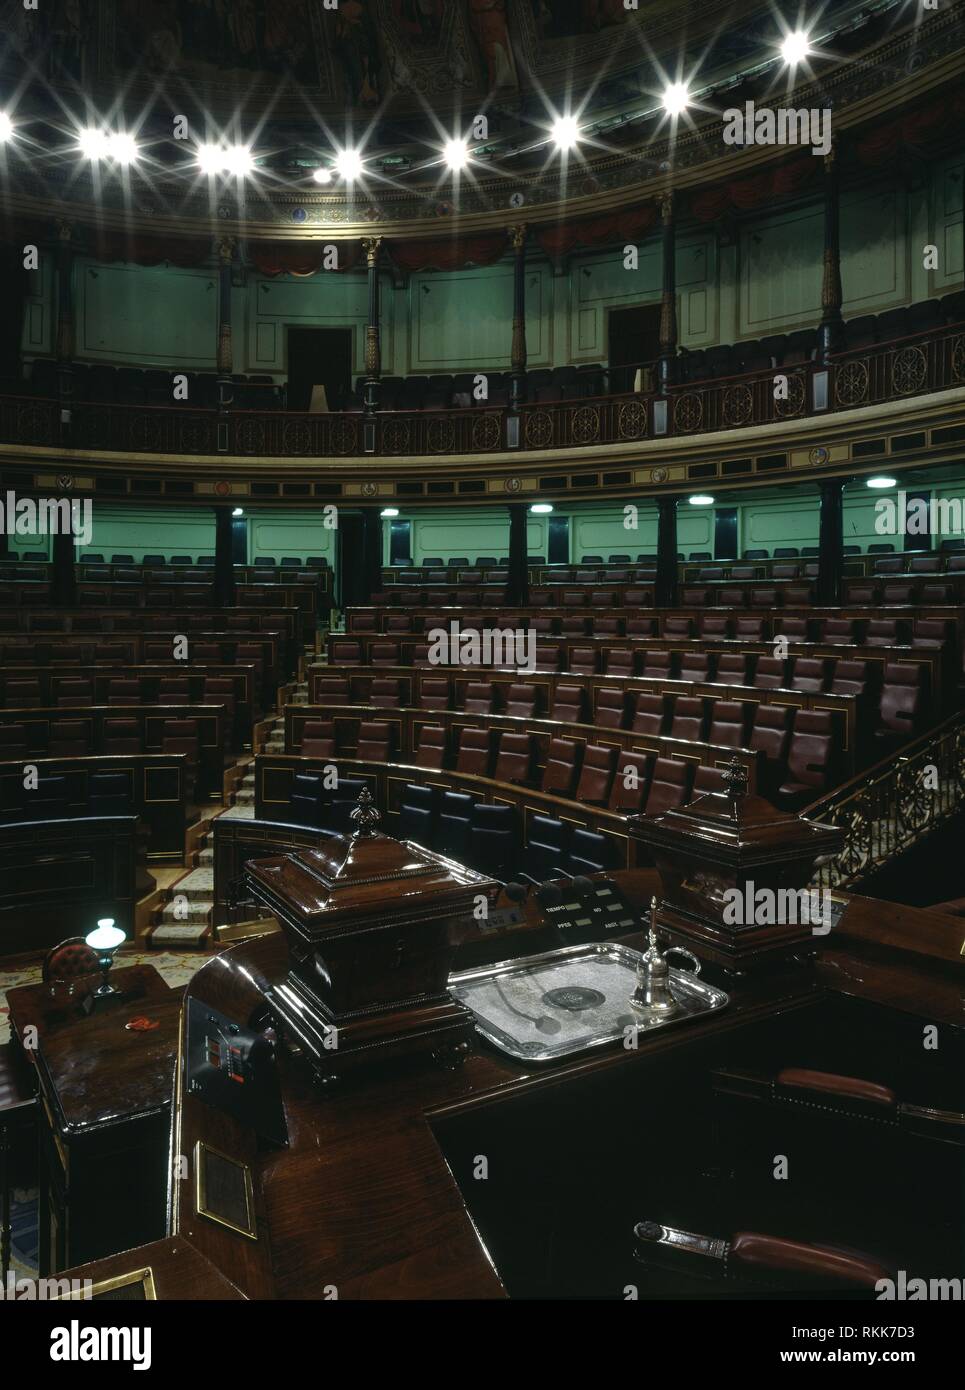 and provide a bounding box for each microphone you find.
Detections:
[571,875,595,894]
[504,881,529,905]
[536,882,563,909]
